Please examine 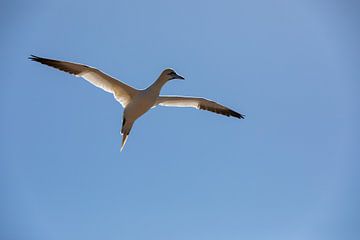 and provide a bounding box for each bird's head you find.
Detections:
[161,68,185,81]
